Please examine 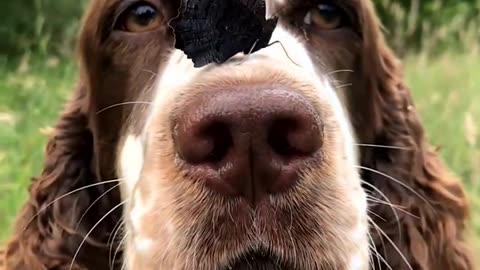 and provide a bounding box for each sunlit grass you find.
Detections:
[0,55,76,242]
